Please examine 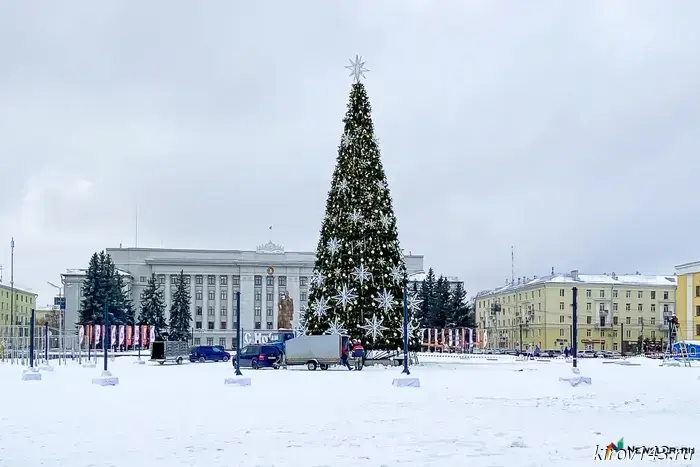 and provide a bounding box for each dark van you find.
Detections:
[189,345,231,363]
[237,344,282,369]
